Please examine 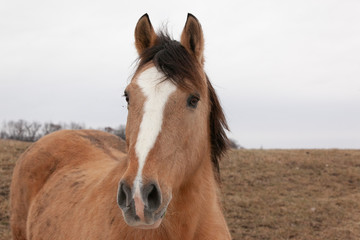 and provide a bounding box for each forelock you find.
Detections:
[136,31,204,91]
